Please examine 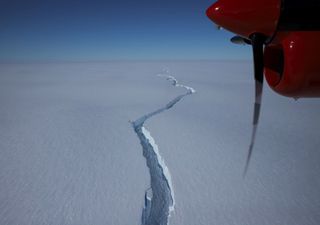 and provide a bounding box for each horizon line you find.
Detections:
[0,59,251,64]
